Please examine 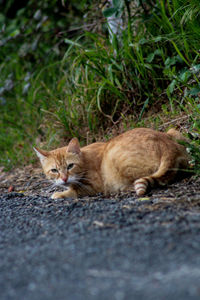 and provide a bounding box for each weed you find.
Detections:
[0,0,200,171]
